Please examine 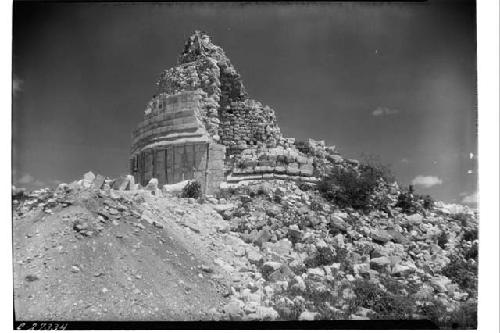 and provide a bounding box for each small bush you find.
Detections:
[420,300,477,329]
[297,181,314,192]
[437,232,448,249]
[348,279,415,320]
[318,165,384,210]
[304,246,336,268]
[317,157,393,211]
[451,213,469,227]
[423,195,434,210]
[396,191,419,214]
[463,228,478,242]
[441,256,477,291]
[181,180,202,199]
[464,243,478,260]
[448,300,477,329]
[215,187,237,200]
[309,200,322,212]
